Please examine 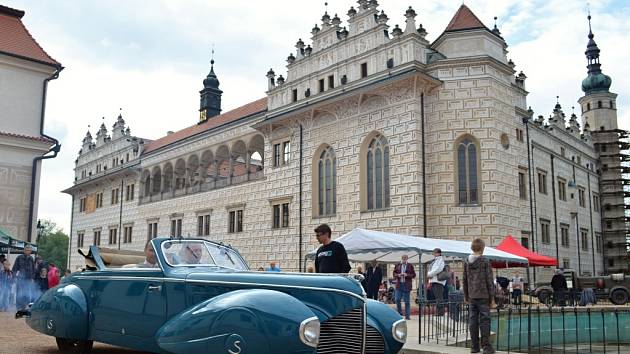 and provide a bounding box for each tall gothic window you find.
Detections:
[365,134,390,210]
[315,146,336,216]
[143,173,151,197]
[456,136,479,205]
